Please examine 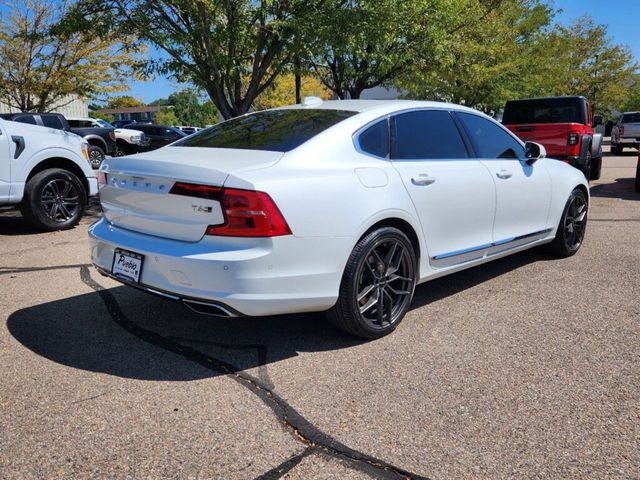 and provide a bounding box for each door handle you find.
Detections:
[496,169,513,179]
[411,174,436,186]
